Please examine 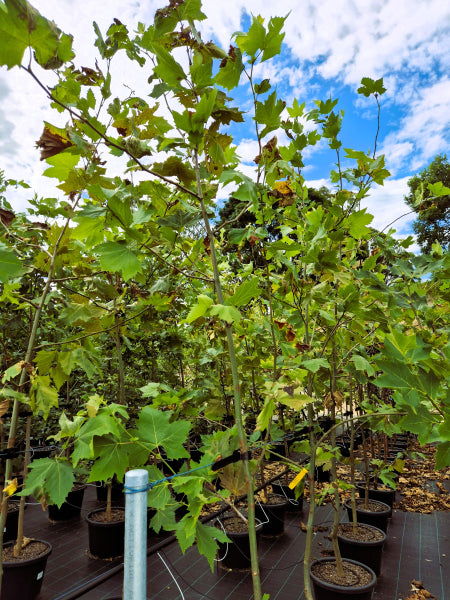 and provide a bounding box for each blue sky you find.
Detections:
[0,0,449,248]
